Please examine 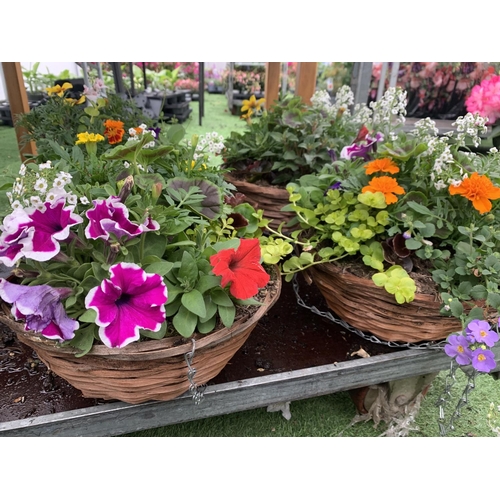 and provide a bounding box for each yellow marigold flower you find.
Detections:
[241,95,265,116]
[364,158,400,175]
[449,172,500,214]
[361,176,405,205]
[75,132,105,145]
[46,82,73,97]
